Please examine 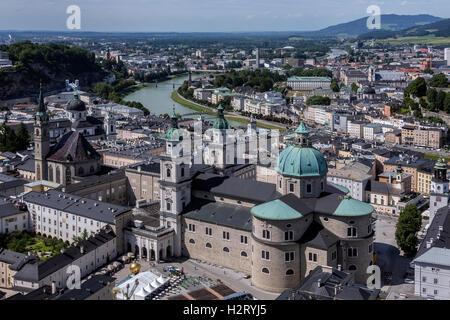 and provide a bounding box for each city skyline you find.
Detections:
[0,0,449,32]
